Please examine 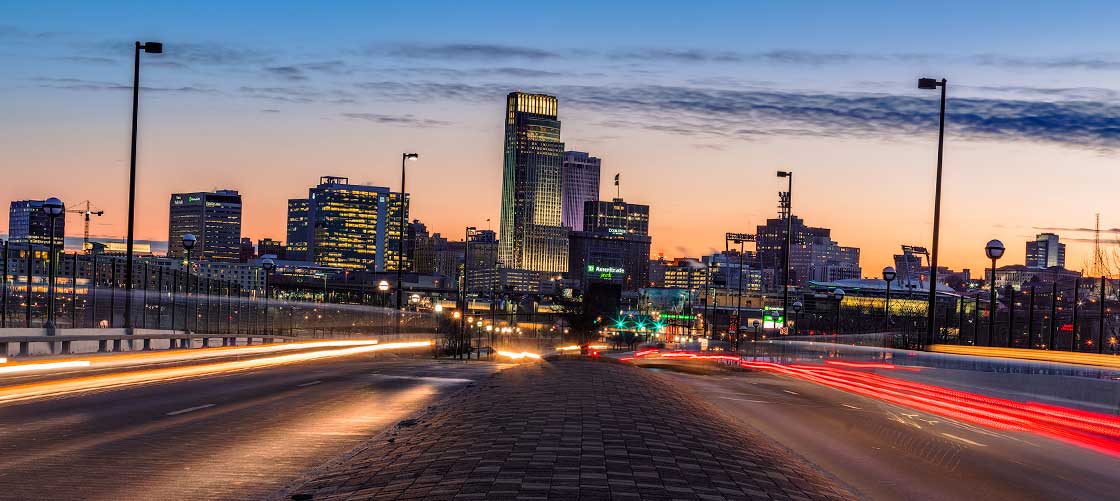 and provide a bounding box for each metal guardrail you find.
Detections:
[0,332,297,357]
